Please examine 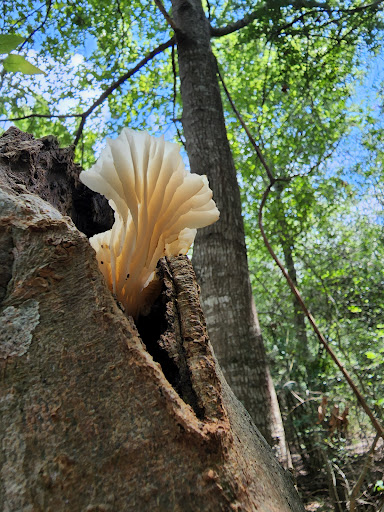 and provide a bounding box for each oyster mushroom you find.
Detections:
[80,128,219,318]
